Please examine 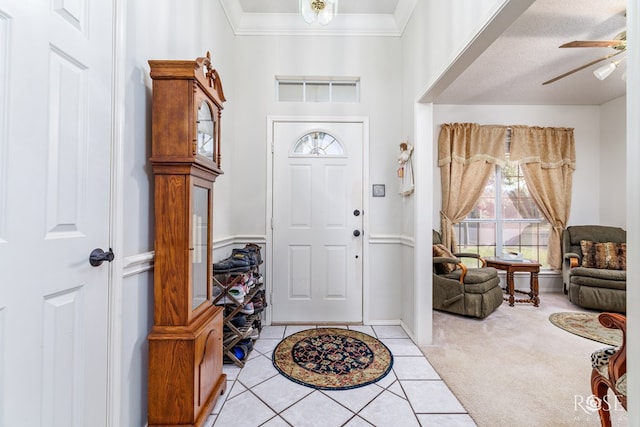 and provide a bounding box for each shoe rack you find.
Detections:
[213,245,267,367]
